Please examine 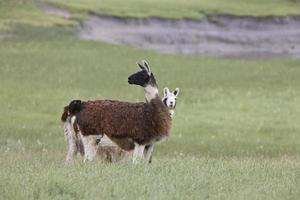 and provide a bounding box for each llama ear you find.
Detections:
[142,60,151,74]
[164,87,170,97]
[137,62,146,71]
[173,88,180,97]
